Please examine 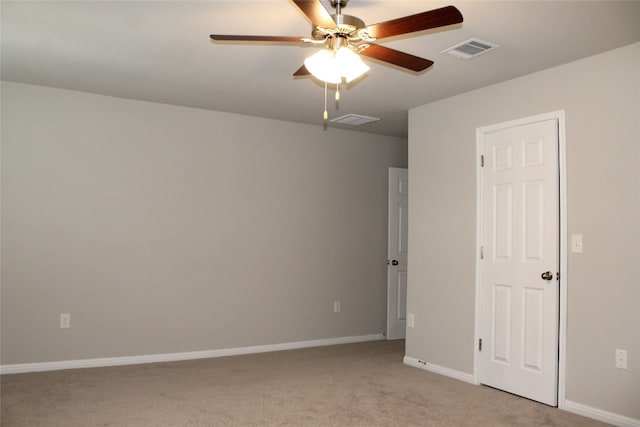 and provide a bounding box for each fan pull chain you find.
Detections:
[323,81,328,121]
[335,83,340,101]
